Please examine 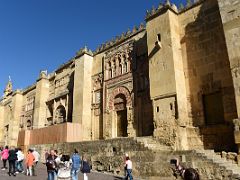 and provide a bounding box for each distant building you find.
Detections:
[1,0,240,152]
